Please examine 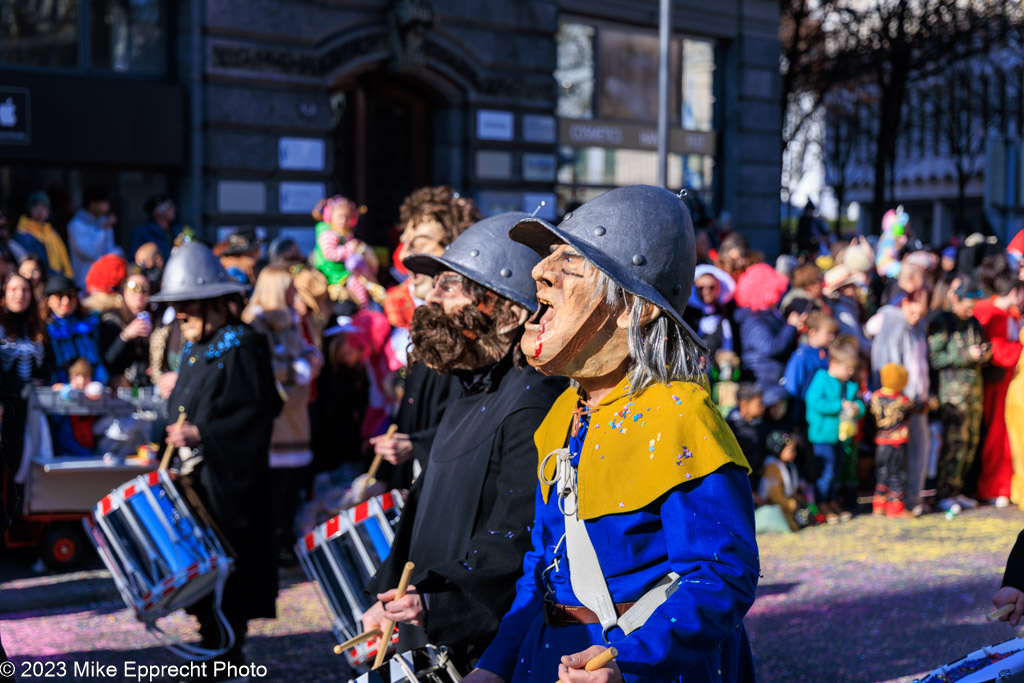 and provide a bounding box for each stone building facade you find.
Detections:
[1,0,781,254]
